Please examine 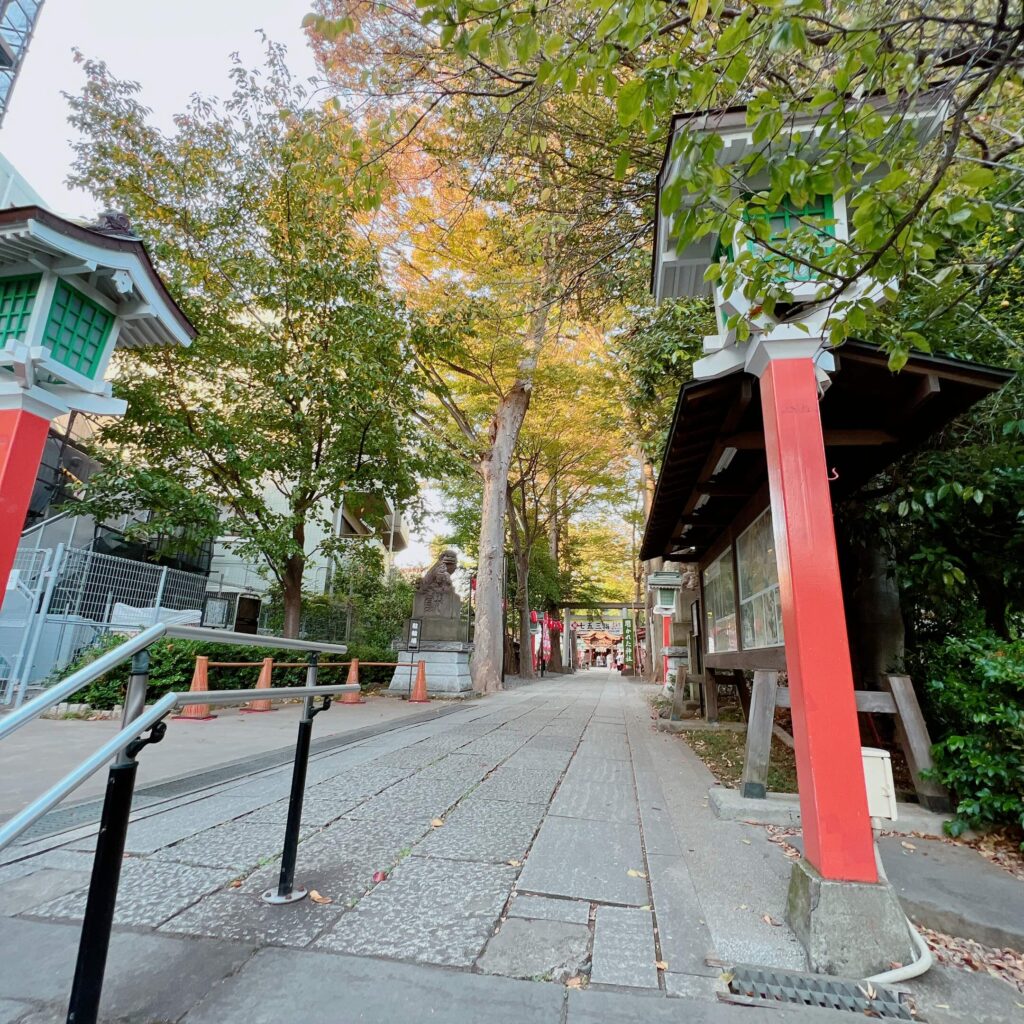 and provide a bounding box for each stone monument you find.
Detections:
[388,550,473,696]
